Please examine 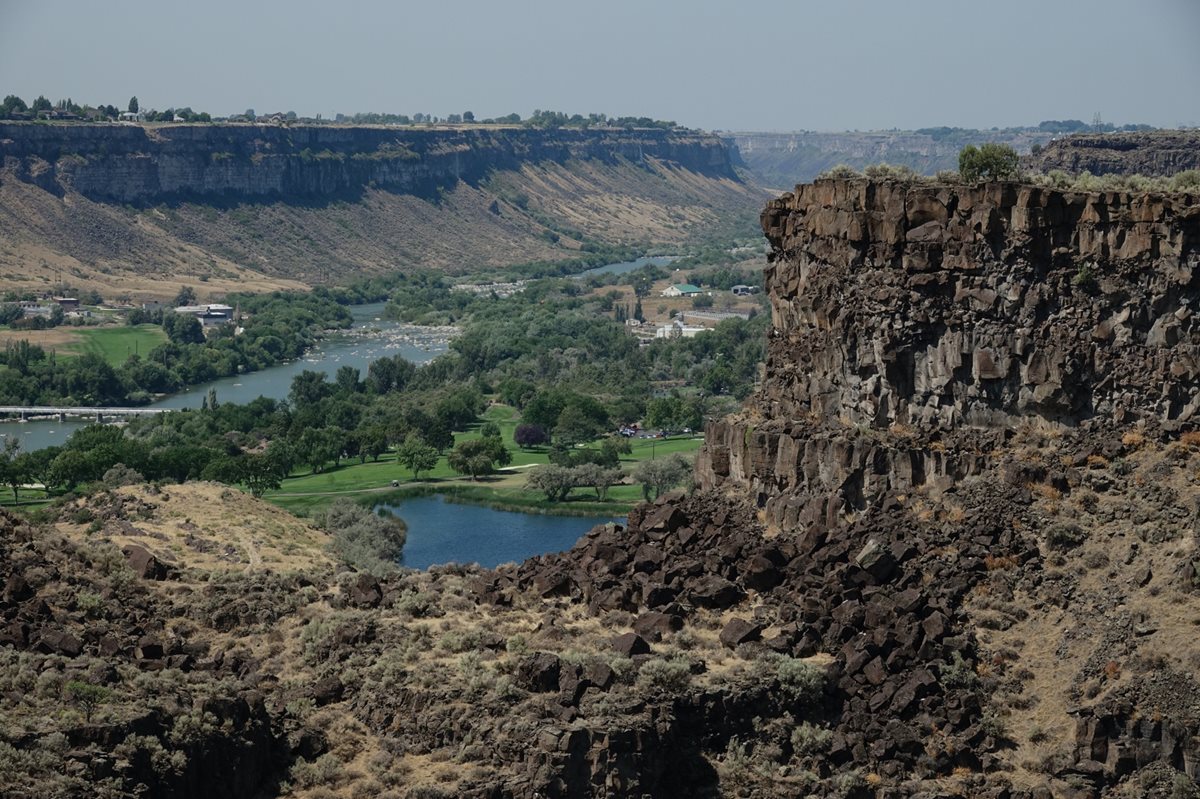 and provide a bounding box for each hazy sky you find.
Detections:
[1,0,1197,130]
